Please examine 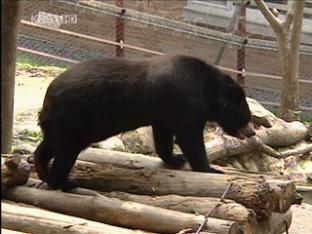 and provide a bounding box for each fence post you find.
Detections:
[237,1,246,87]
[115,0,125,57]
[1,0,24,154]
